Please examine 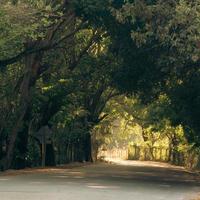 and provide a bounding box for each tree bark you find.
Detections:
[0,42,42,170]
